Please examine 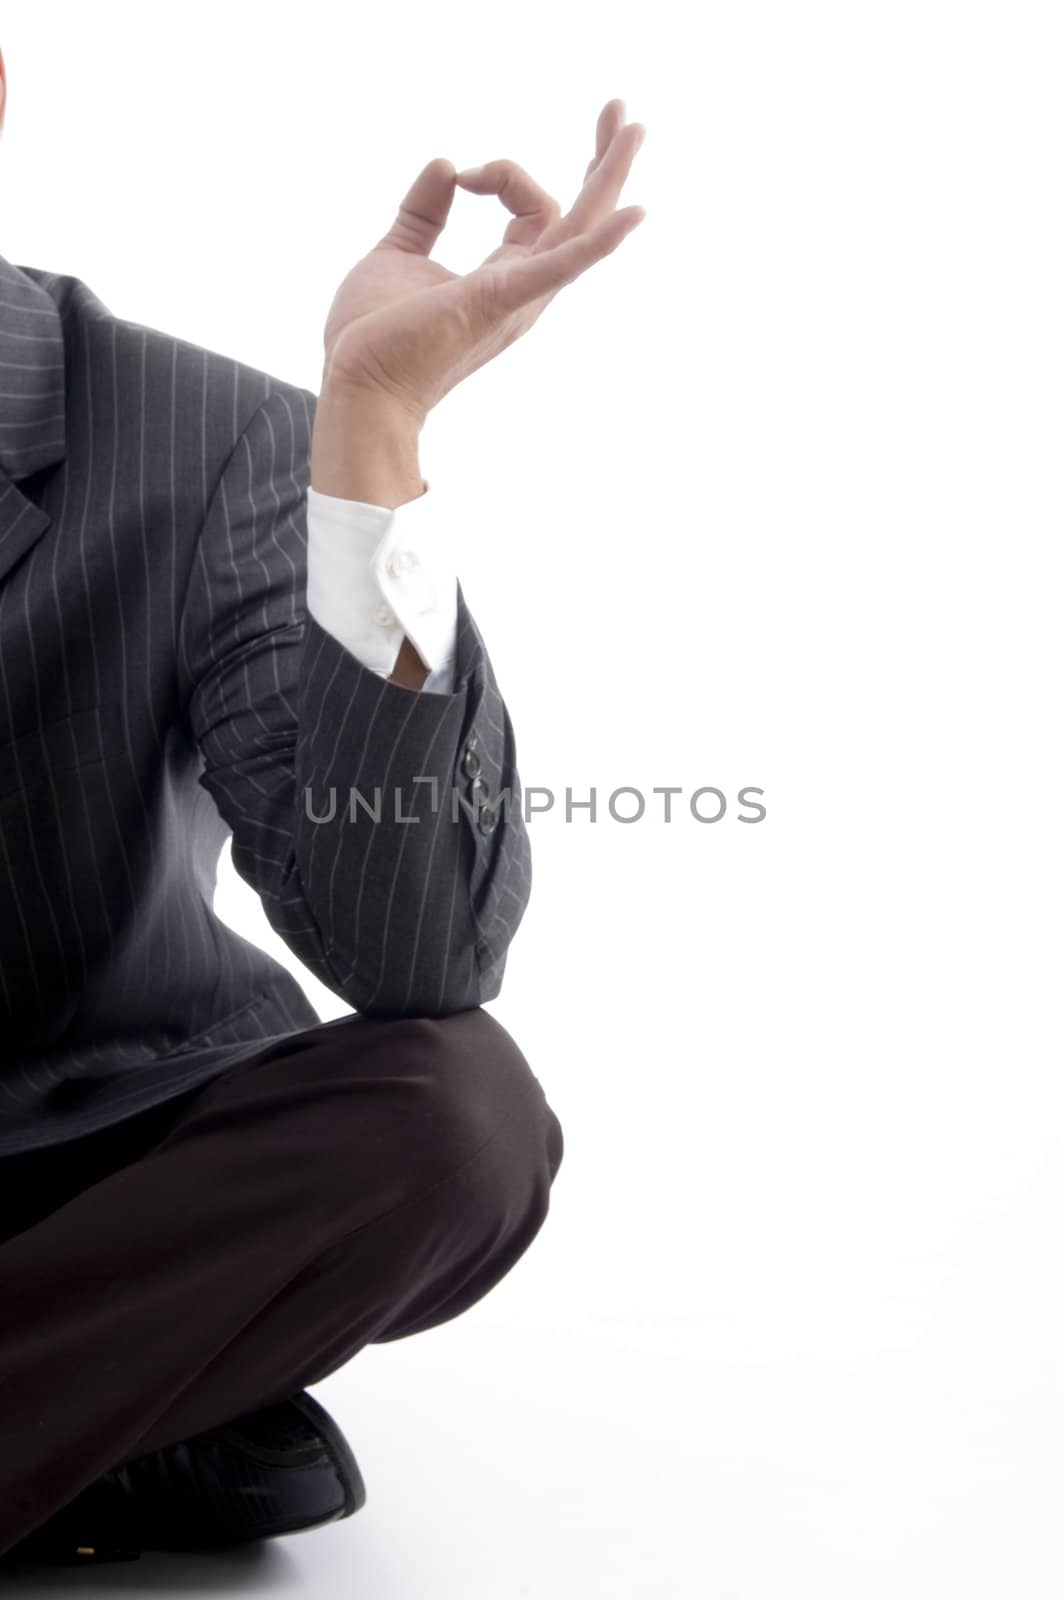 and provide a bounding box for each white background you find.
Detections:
[2,2,1063,1595]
